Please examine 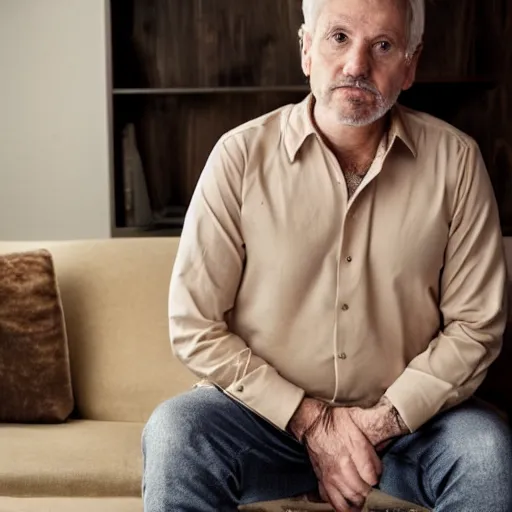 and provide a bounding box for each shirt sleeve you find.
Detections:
[385,138,508,433]
[168,135,305,432]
